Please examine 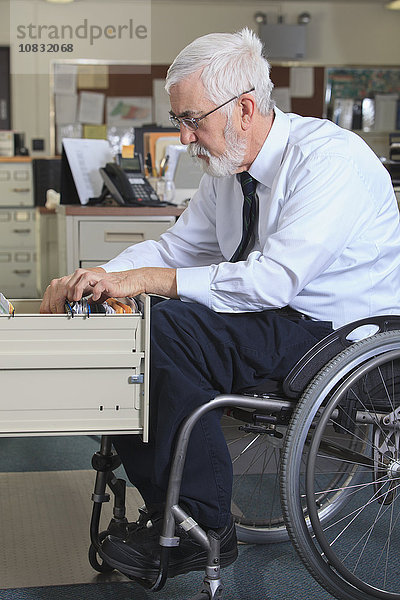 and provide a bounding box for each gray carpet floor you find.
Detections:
[0,435,336,599]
